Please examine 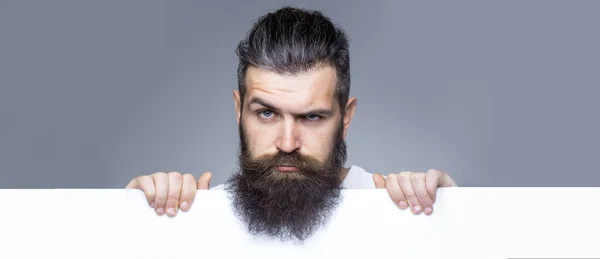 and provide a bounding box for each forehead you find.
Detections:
[244,65,337,110]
